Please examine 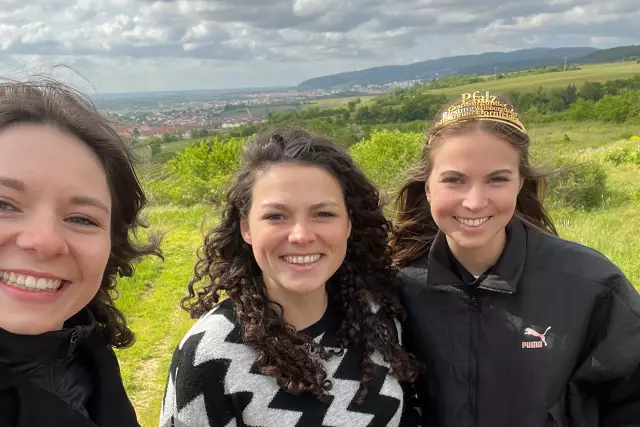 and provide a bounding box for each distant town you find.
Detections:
[107,79,424,138]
